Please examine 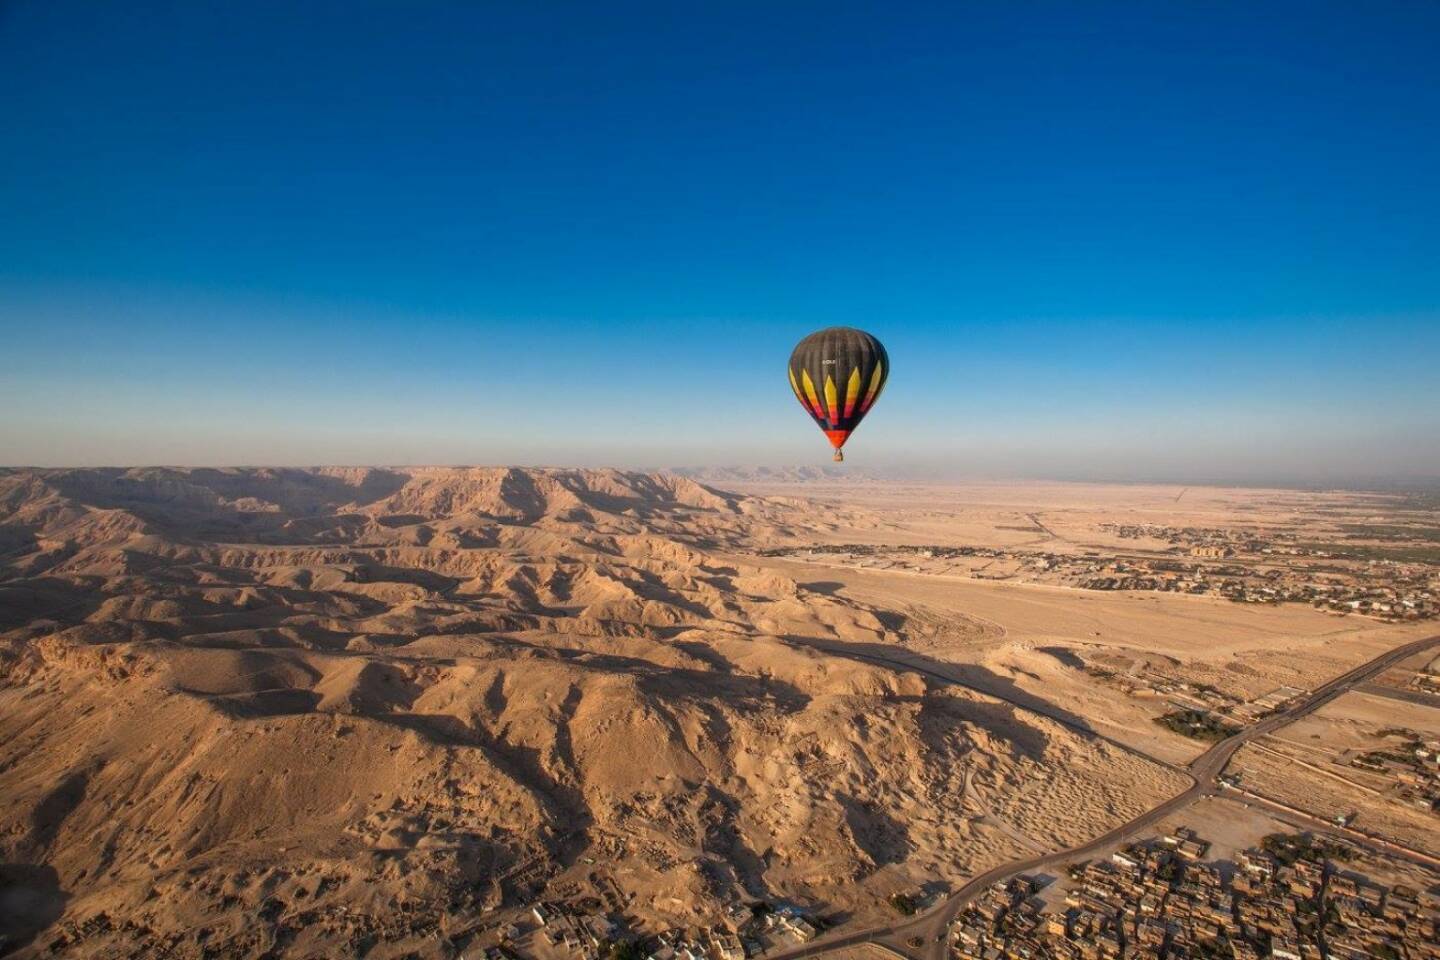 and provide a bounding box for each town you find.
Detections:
[759,537,1439,623]
[447,896,827,960]
[950,830,1438,960]
[438,828,1440,960]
